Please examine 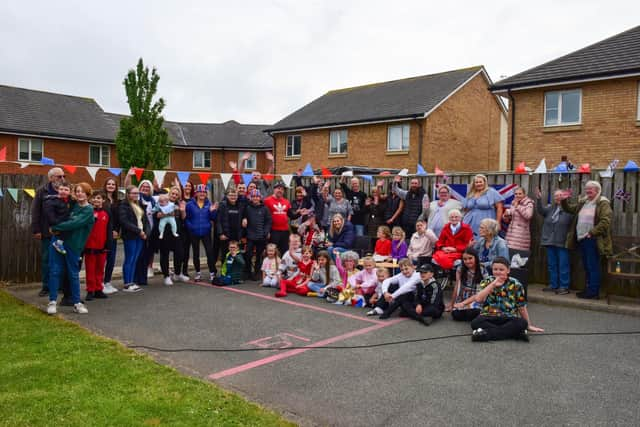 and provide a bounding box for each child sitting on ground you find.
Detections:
[44,181,72,255]
[213,240,245,285]
[334,250,360,305]
[368,267,390,308]
[154,193,179,239]
[277,234,302,286]
[367,259,420,318]
[348,256,378,306]
[275,246,314,297]
[387,263,444,326]
[306,250,342,298]
[373,225,392,261]
[261,243,280,288]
